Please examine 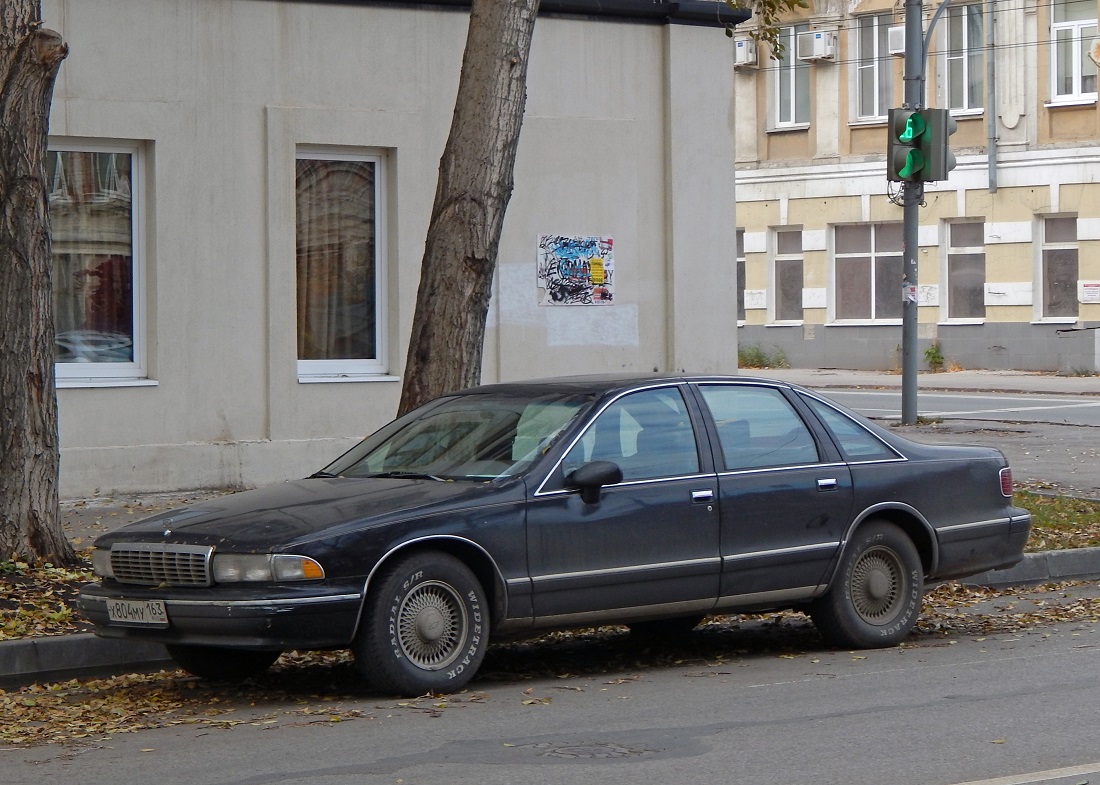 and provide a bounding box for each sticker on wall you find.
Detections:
[537,235,614,306]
